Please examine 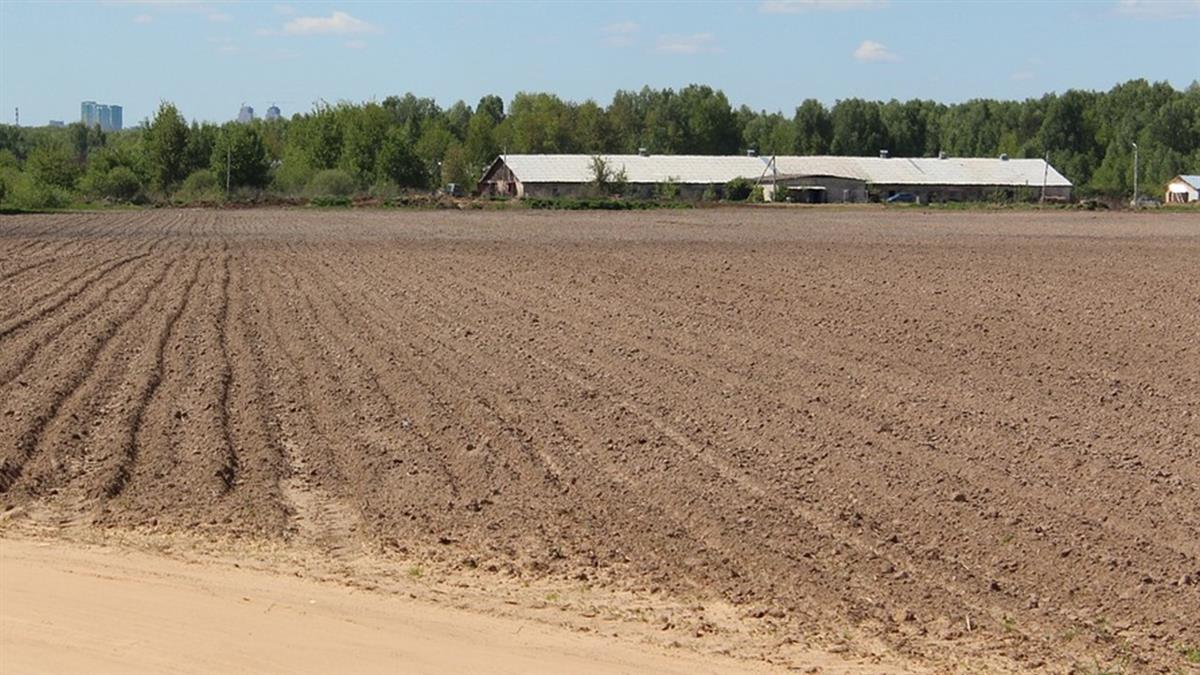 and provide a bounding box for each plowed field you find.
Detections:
[2,208,1198,672]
